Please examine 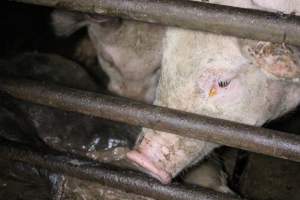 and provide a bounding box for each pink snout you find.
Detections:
[127,150,172,184]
